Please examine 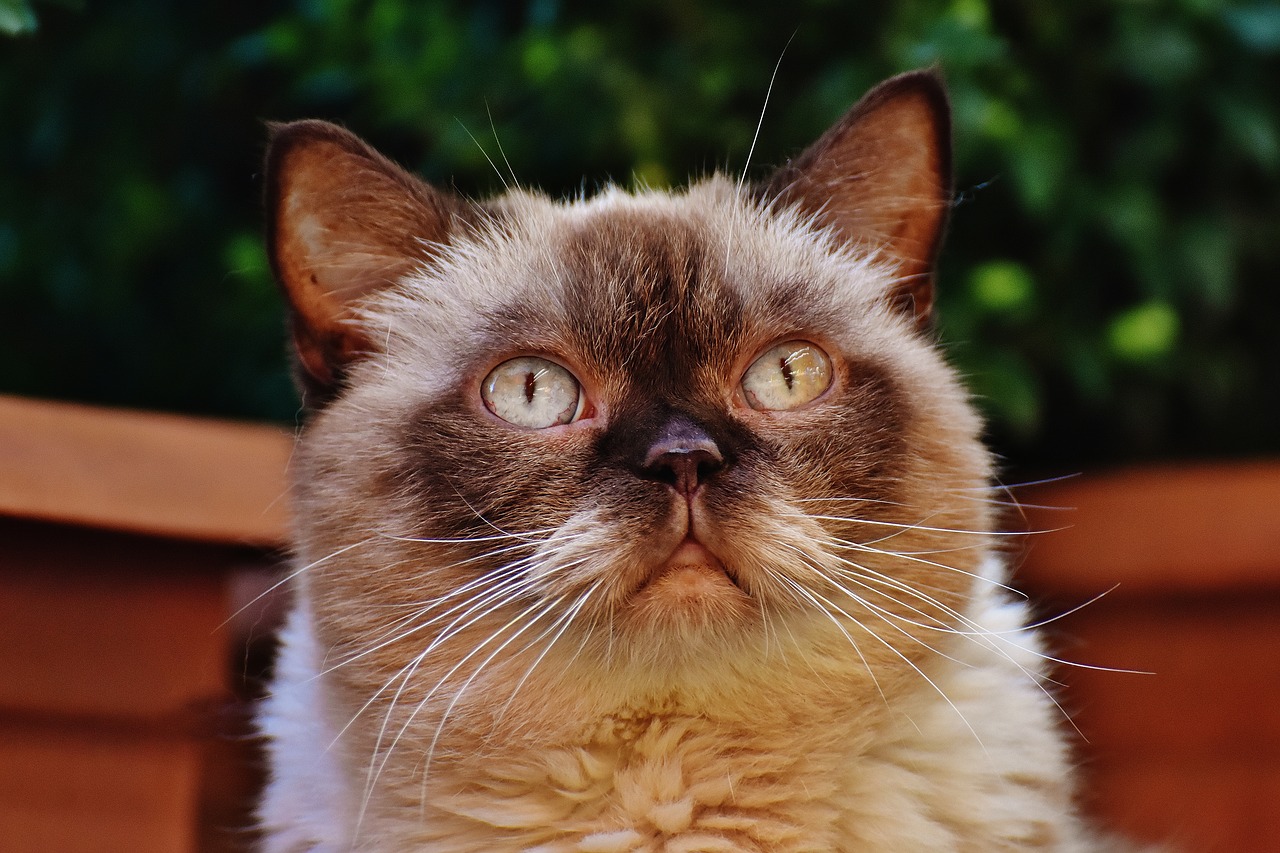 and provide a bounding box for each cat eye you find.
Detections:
[741,341,833,411]
[482,357,585,428]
